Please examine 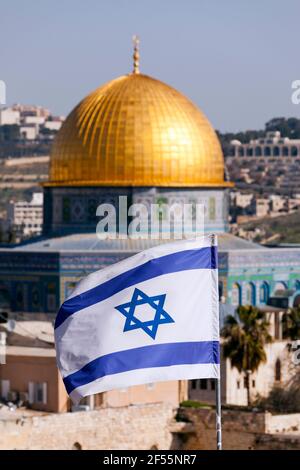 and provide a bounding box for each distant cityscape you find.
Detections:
[1,111,300,245]
[0,104,64,158]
